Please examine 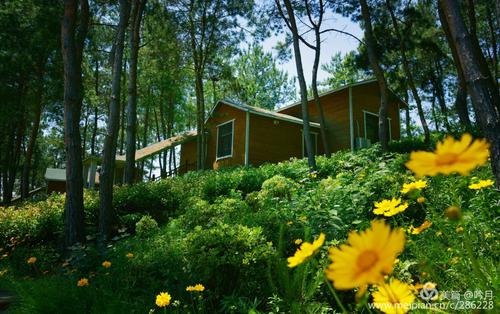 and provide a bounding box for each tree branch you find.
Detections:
[320,28,364,44]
